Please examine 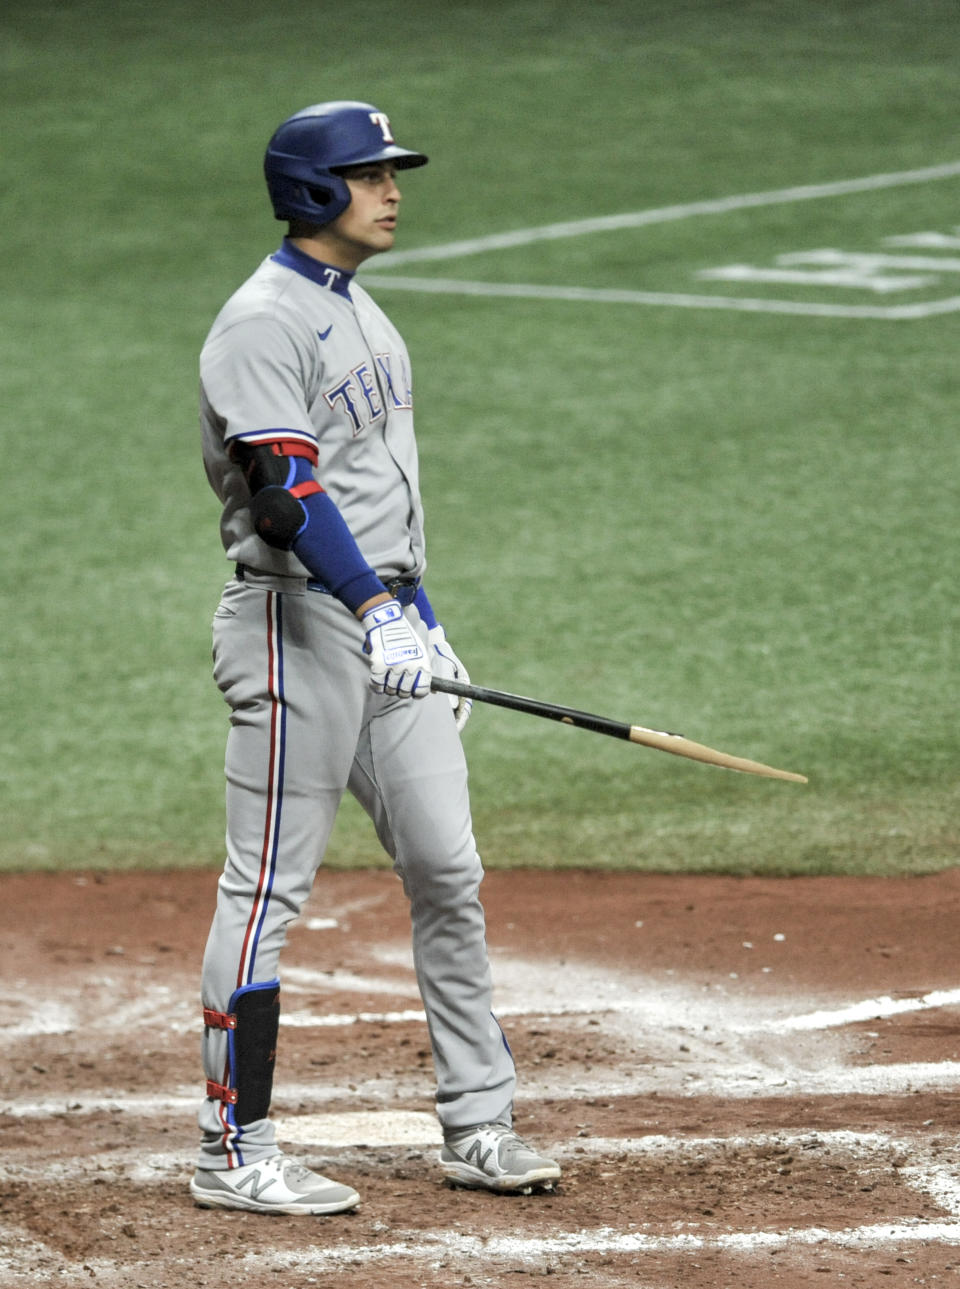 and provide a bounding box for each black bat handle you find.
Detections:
[430,677,635,741]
